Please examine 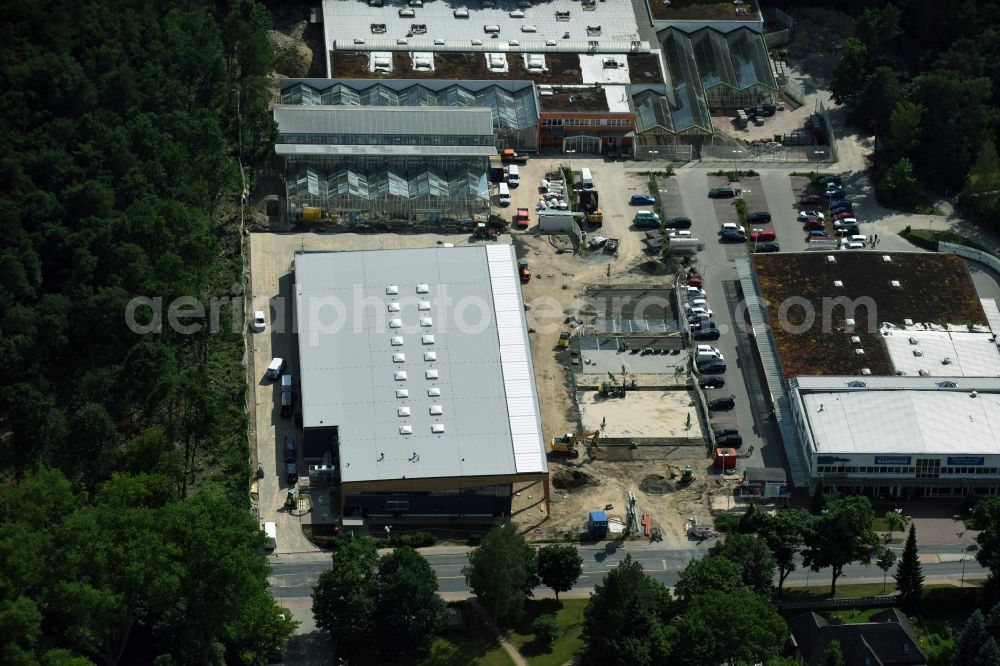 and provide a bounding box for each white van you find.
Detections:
[498,182,511,206]
[580,167,594,191]
[263,522,276,551]
[266,357,285,380]
[506,164,520,186]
